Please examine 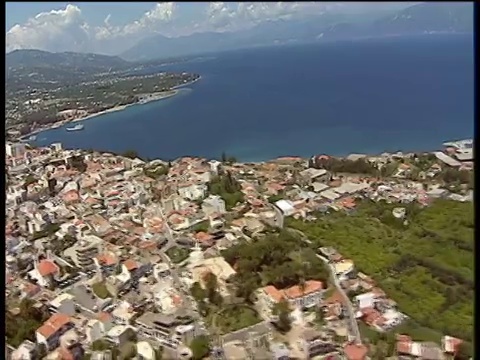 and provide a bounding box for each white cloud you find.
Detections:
[6,2,177,54]
[6,4,90,53]
[5,2,418,54]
